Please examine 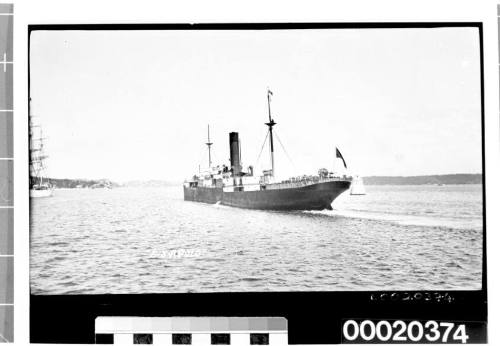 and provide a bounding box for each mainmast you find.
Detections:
[206,124,213,168]
[266,88,276,177]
